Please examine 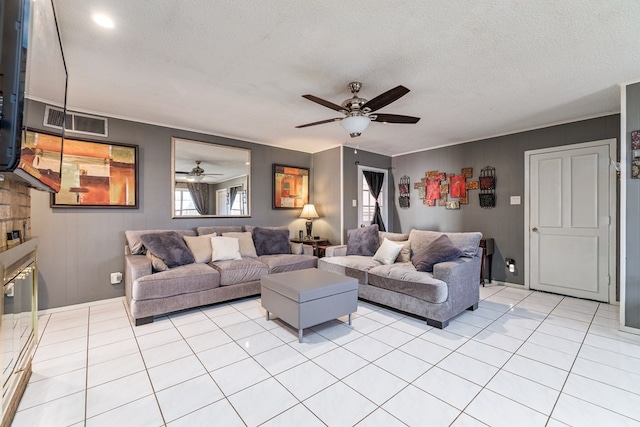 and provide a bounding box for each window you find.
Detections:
[174,189,198,216]
[357,166,387,227]
[361,176,382,223]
